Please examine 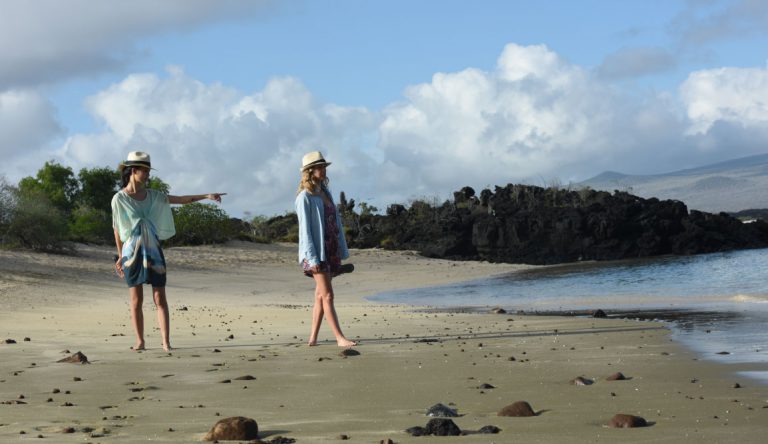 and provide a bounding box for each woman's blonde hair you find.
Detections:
[297,166,329,195]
